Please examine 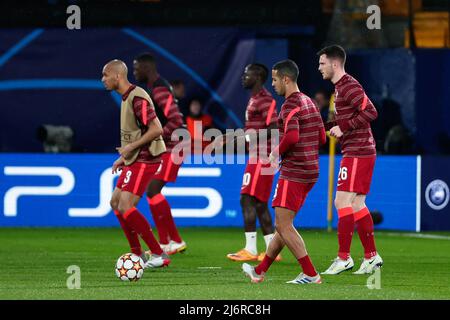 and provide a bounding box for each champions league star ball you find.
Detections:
[115,253,145,282]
